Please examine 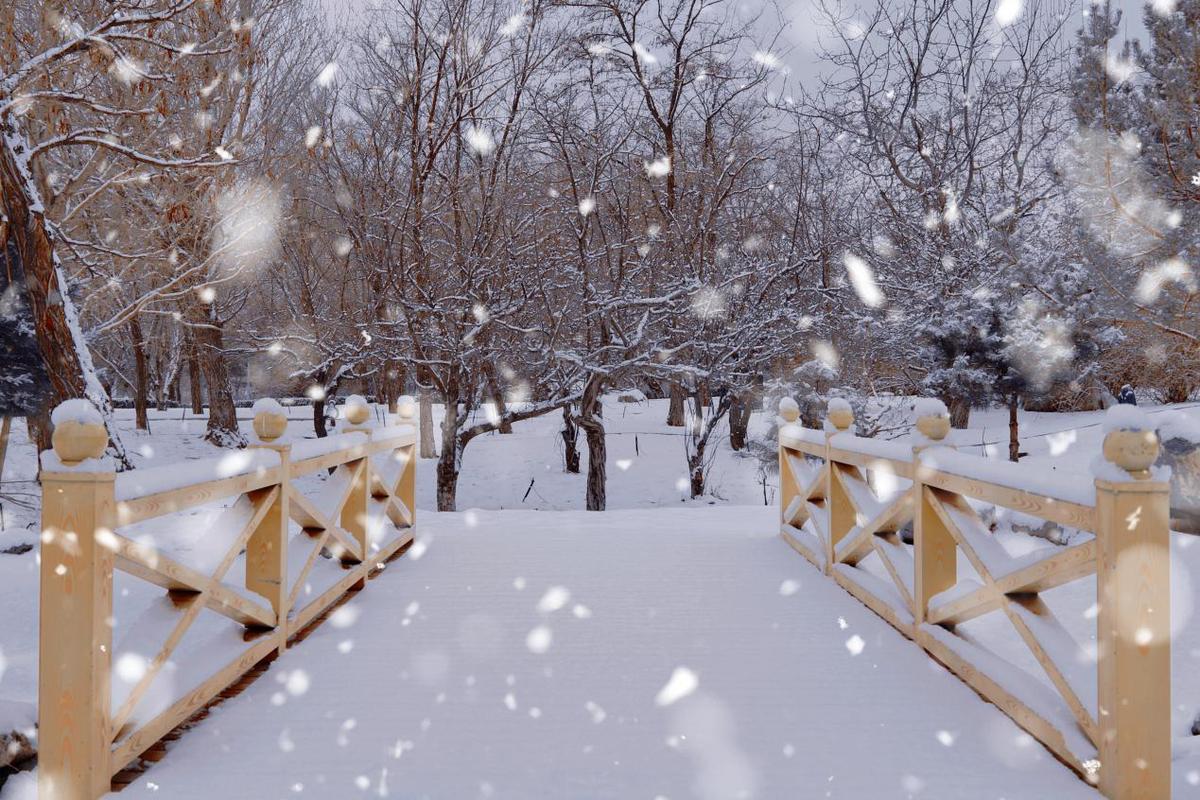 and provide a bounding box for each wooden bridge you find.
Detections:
[30,400,1176,798]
